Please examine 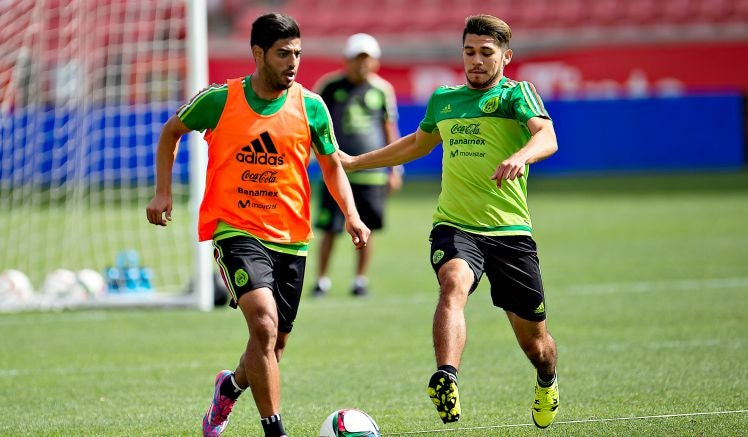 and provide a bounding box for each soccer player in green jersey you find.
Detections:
[339,14,560,428]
